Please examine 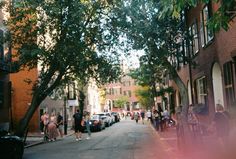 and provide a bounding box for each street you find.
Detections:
[23,119,179,159]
